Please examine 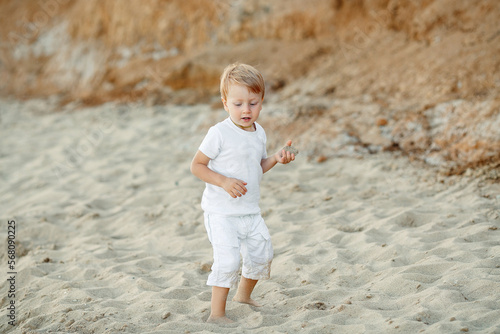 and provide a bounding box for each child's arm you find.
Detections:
[190,150,248,198]
[261,140,296,174]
